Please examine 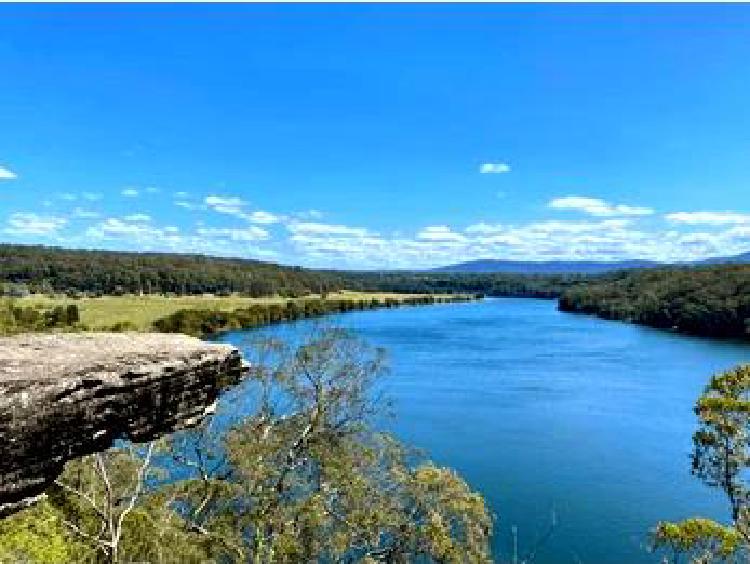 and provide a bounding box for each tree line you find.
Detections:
[0,245,344,297]
[0,244,583,299]
[3,244,749,343]
[558,264,750,340]
[152,295,476,337]
[337,271,585,298]
[0,299,81,335]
